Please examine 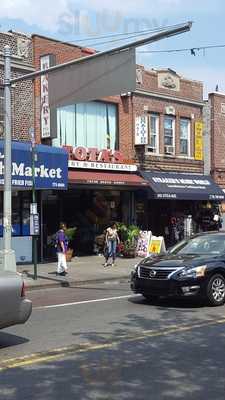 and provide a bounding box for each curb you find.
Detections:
[25,275,130,291]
